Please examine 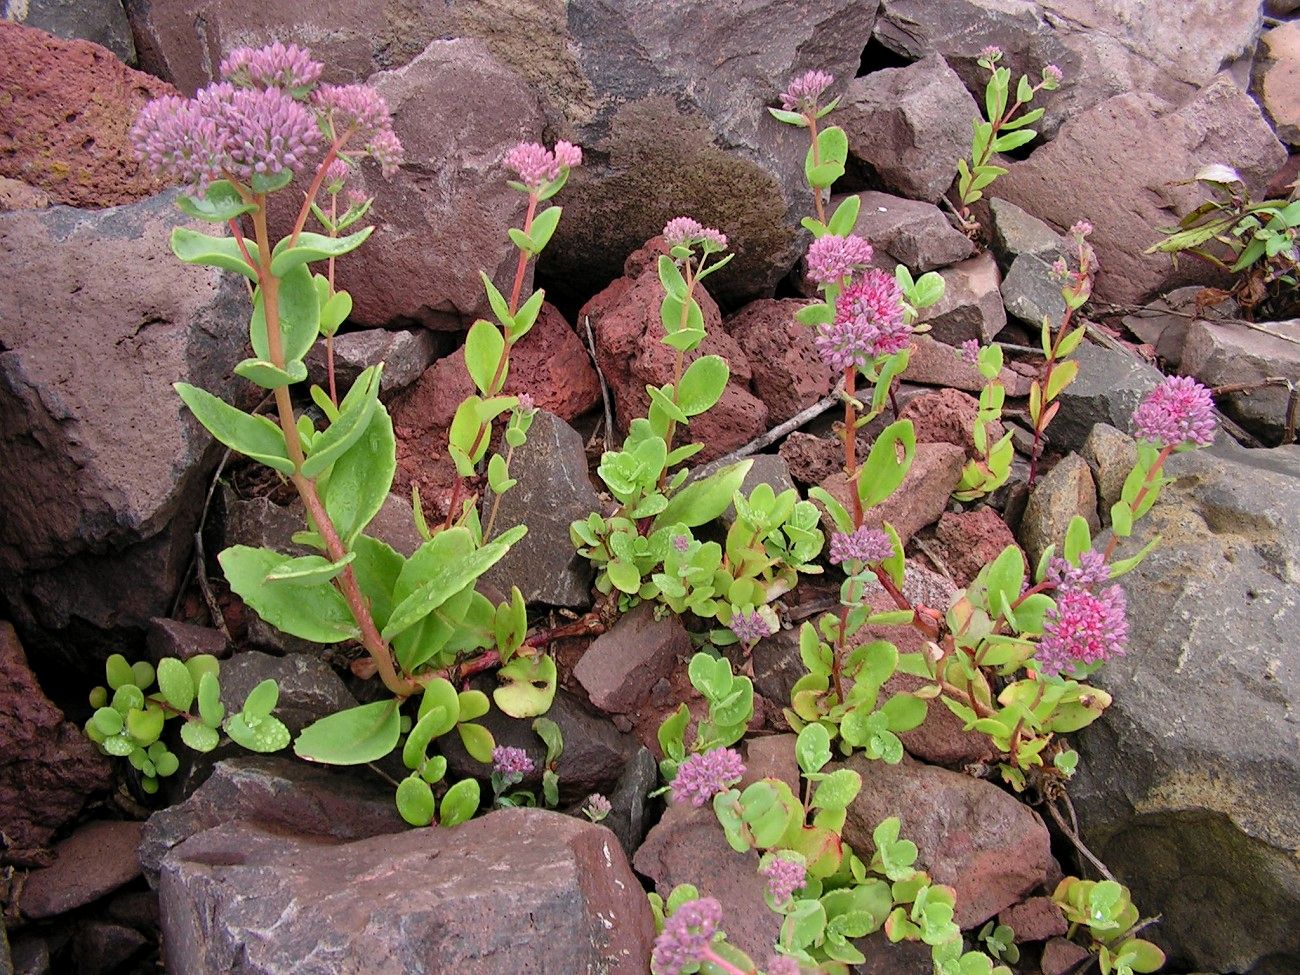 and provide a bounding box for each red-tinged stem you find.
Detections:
[508,192,539,315]
[289,136,349,248]
[806,113,827,226]
[326,191,339,407]
[443,478,465,531]
[1102,444,1173,560]
[249,201,417,698]
[226,217,257,270]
